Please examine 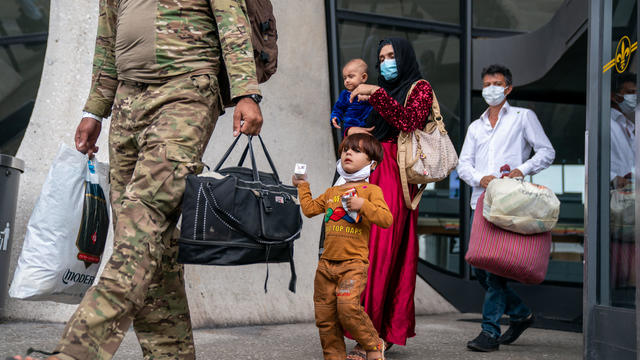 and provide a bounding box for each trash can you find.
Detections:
[0,154,25,314]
